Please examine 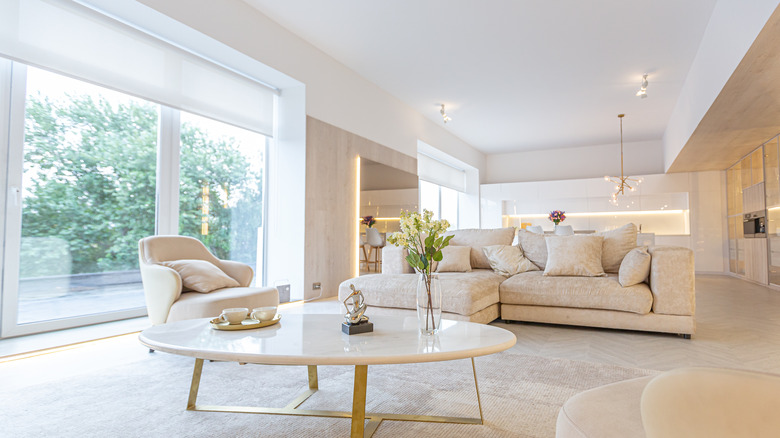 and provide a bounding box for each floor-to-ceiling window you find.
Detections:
[15,66,158,325]
[418,153,466,230]
[0,0,275,337]
[178,112,267,285]
[419,180,461,229]
[1,61,271,337]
